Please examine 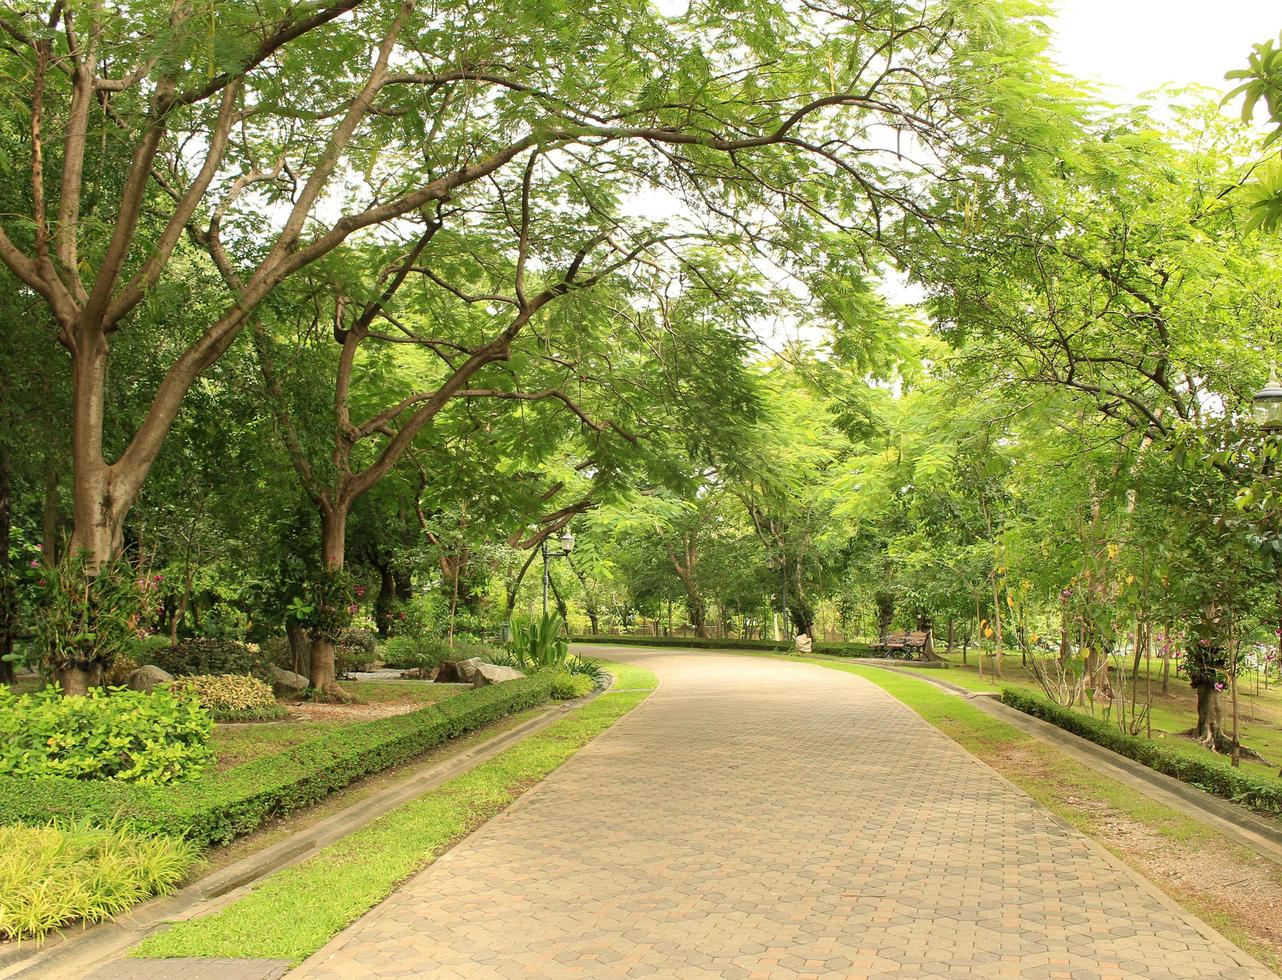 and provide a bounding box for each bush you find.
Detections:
[0,674,557,846]
[336,627,379,676]
[380,636,504,671]
[1000,688,1282,817]
[571,634,874,656]
[152,638,264,679]
[0,821,198,942]
[167,674,285,722]
[549,673,595,700]
[0,686,213,785]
